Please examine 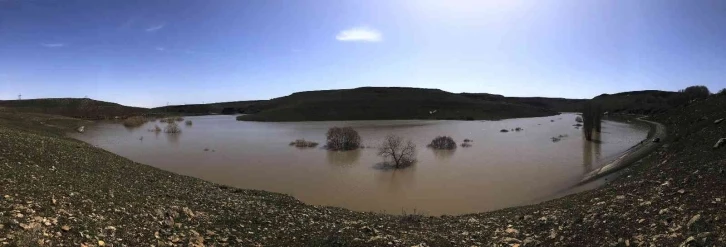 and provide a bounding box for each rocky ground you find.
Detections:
[1,96,725,246]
